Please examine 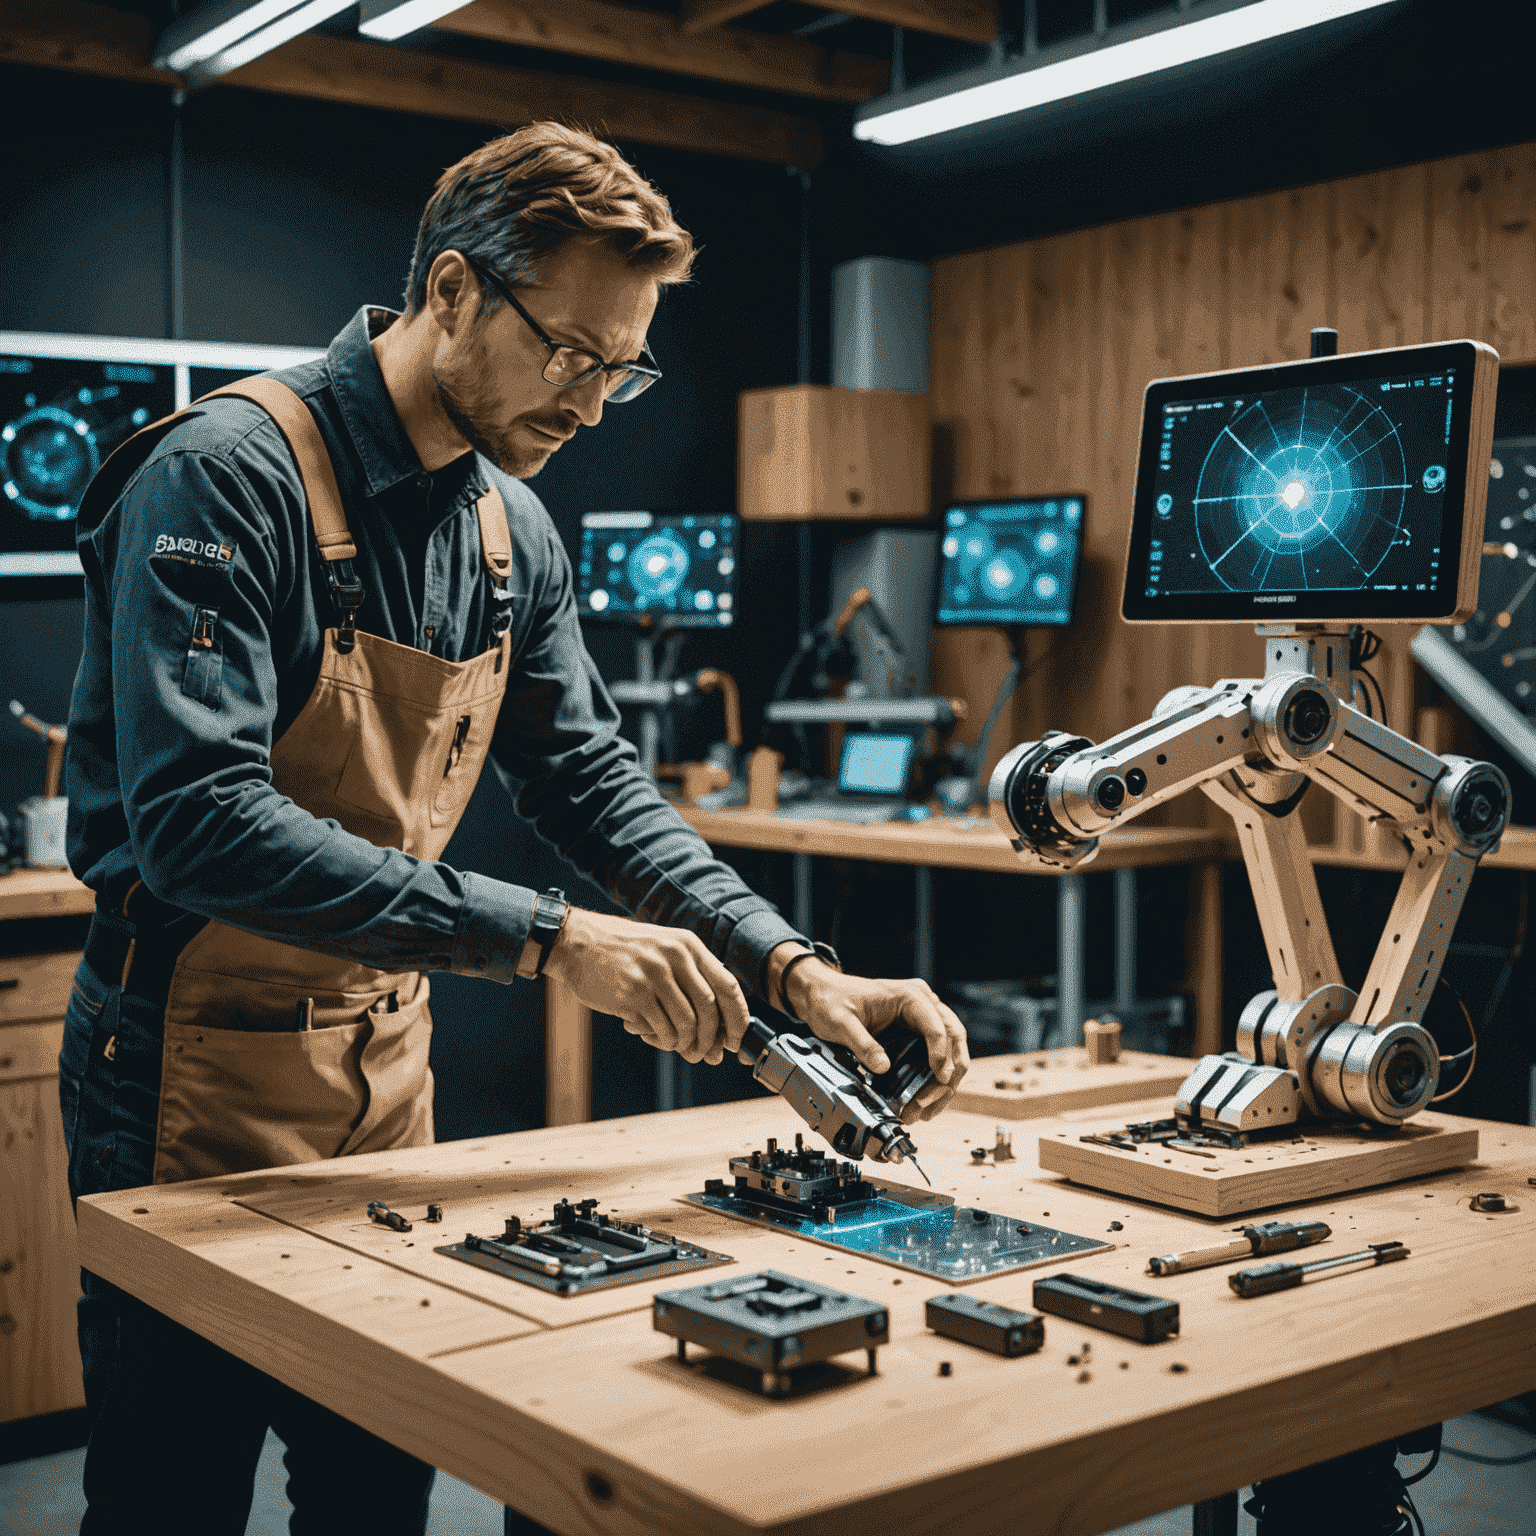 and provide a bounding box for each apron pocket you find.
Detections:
[156,1017,372,1182]
[155,977,434,1182]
